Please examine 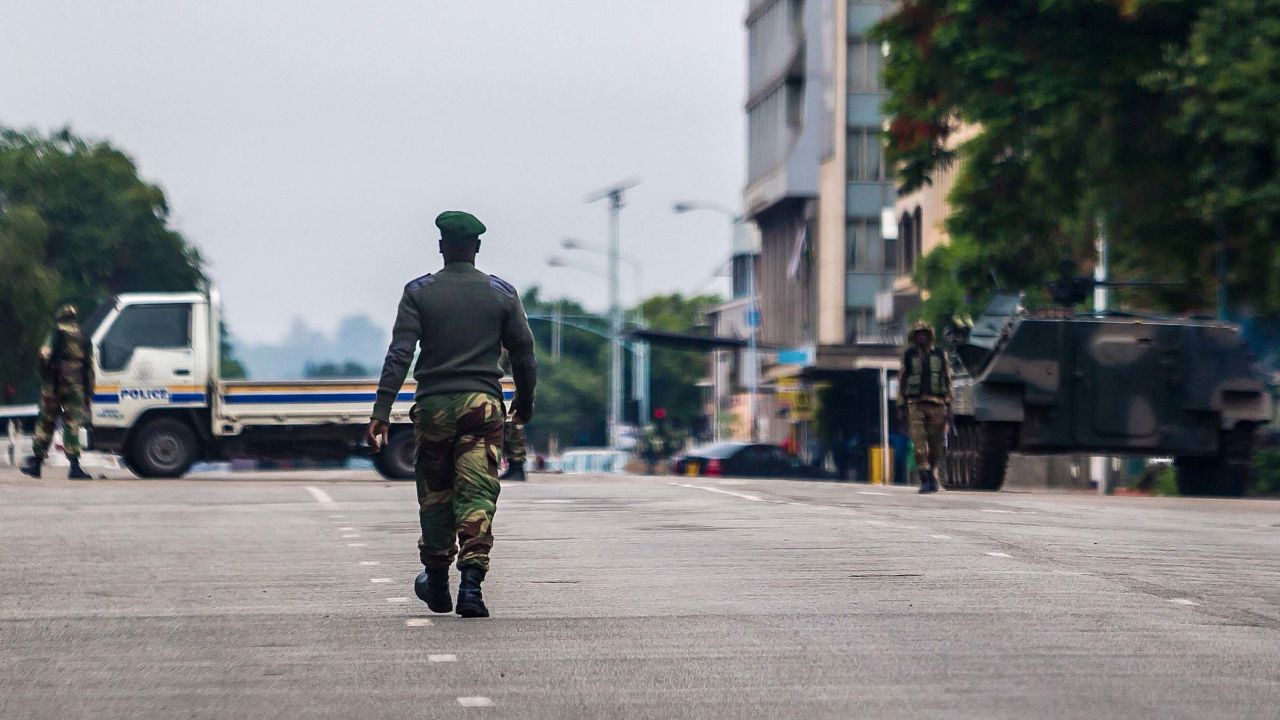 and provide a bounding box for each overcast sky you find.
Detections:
[3,0,746,342]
